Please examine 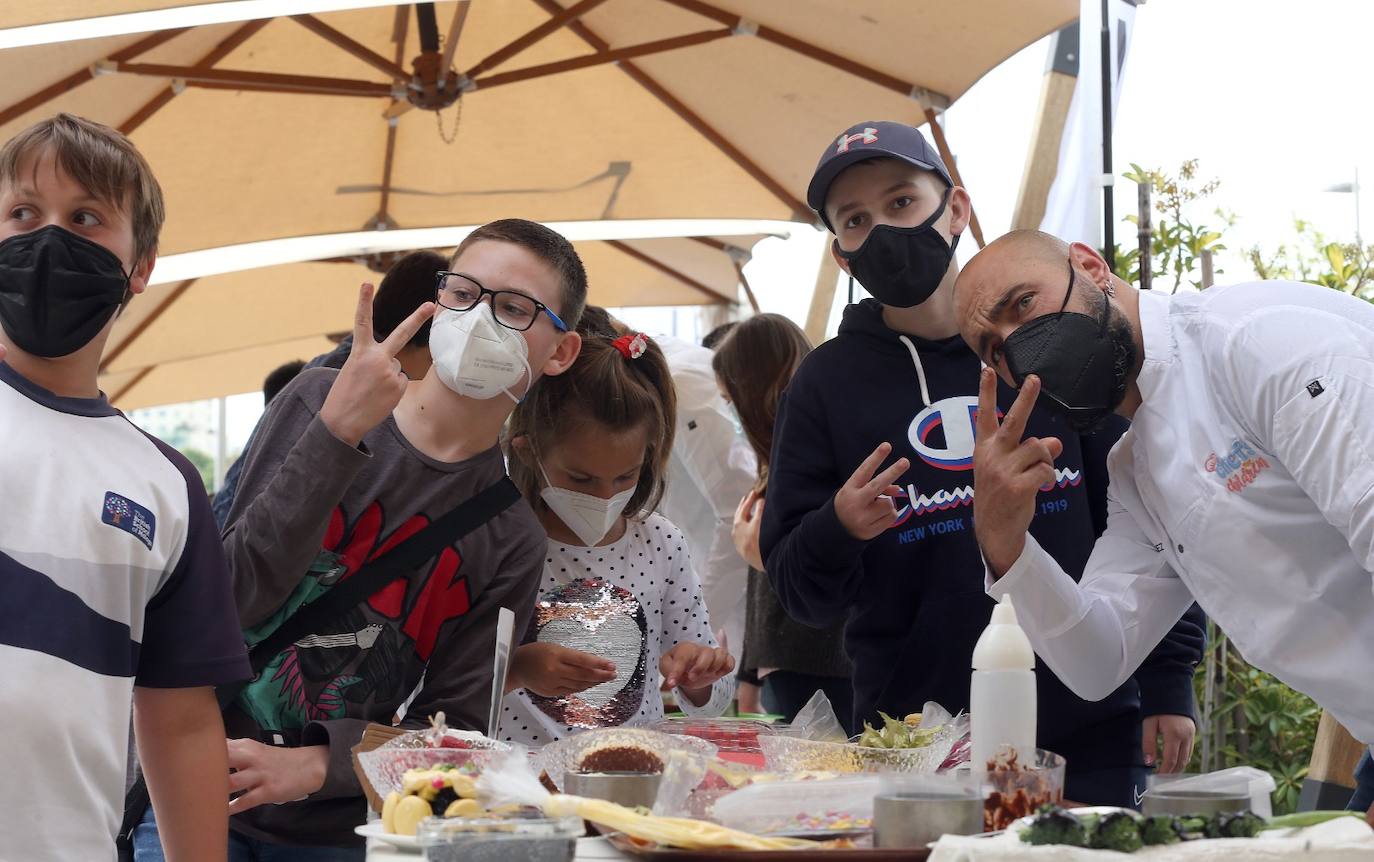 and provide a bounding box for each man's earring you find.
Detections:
[1104,282,1116,298]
